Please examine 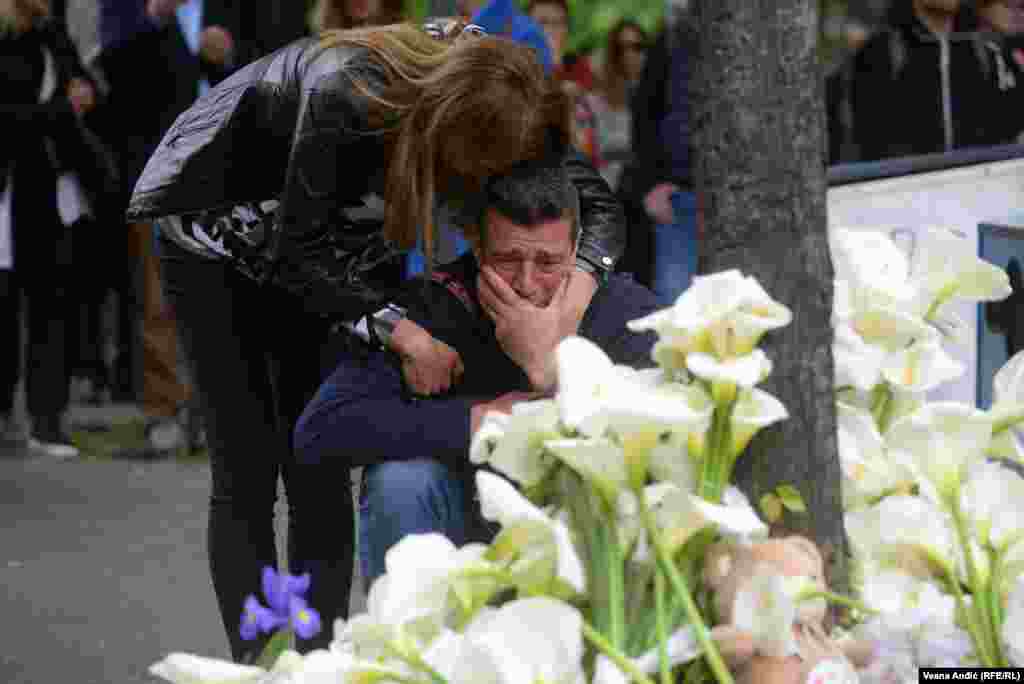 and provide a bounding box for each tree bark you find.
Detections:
[690,1,847,591]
